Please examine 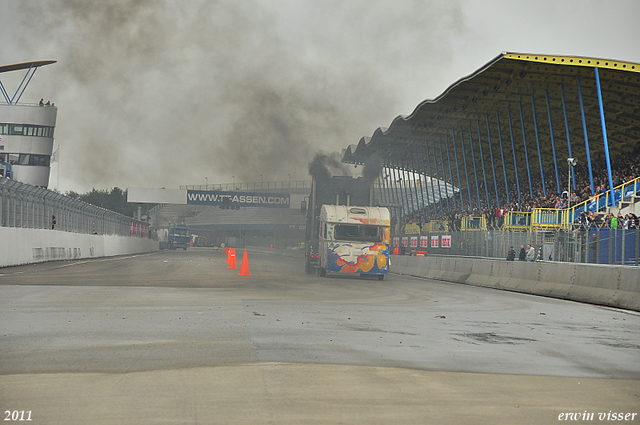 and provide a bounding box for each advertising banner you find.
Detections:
[442,235,452,248]
[431,235,439,248]
[420,236,428,248]
[410,236,418,248]
[186,190,290,208]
